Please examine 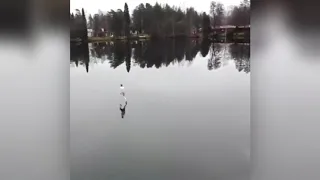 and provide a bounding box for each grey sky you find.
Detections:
[71,0,242,15]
